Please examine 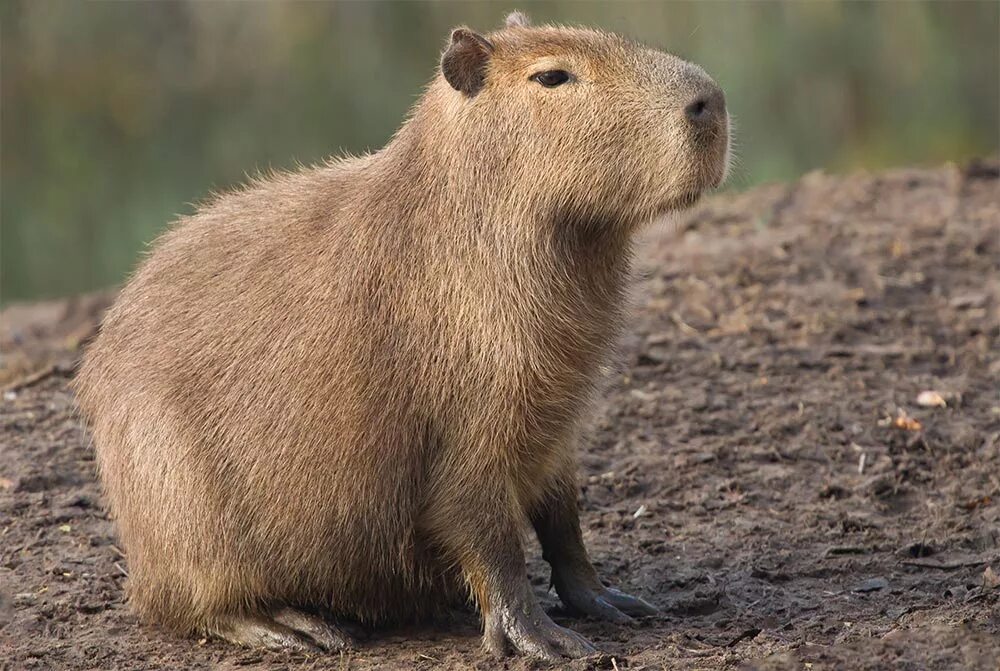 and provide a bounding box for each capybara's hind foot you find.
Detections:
[271,607,357,651]
[211,608,355,652]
